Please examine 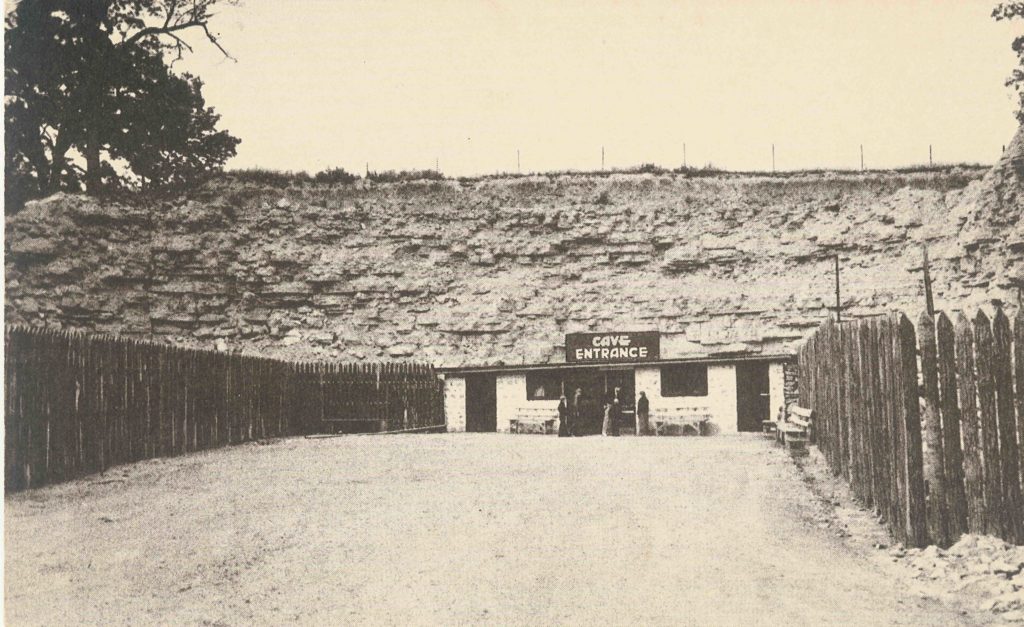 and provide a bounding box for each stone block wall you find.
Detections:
[443,376,467,432]
[783,362,800,407]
